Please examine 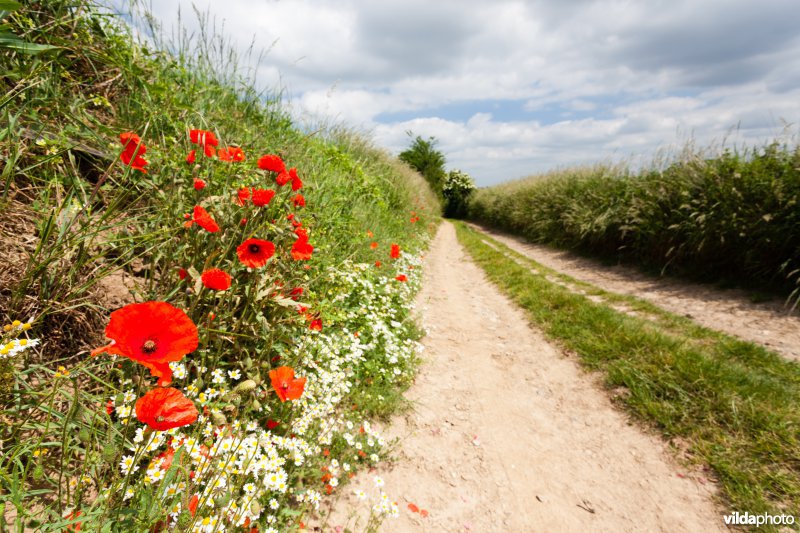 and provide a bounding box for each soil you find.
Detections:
[317,222,725,532]
[477,224,800,362]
